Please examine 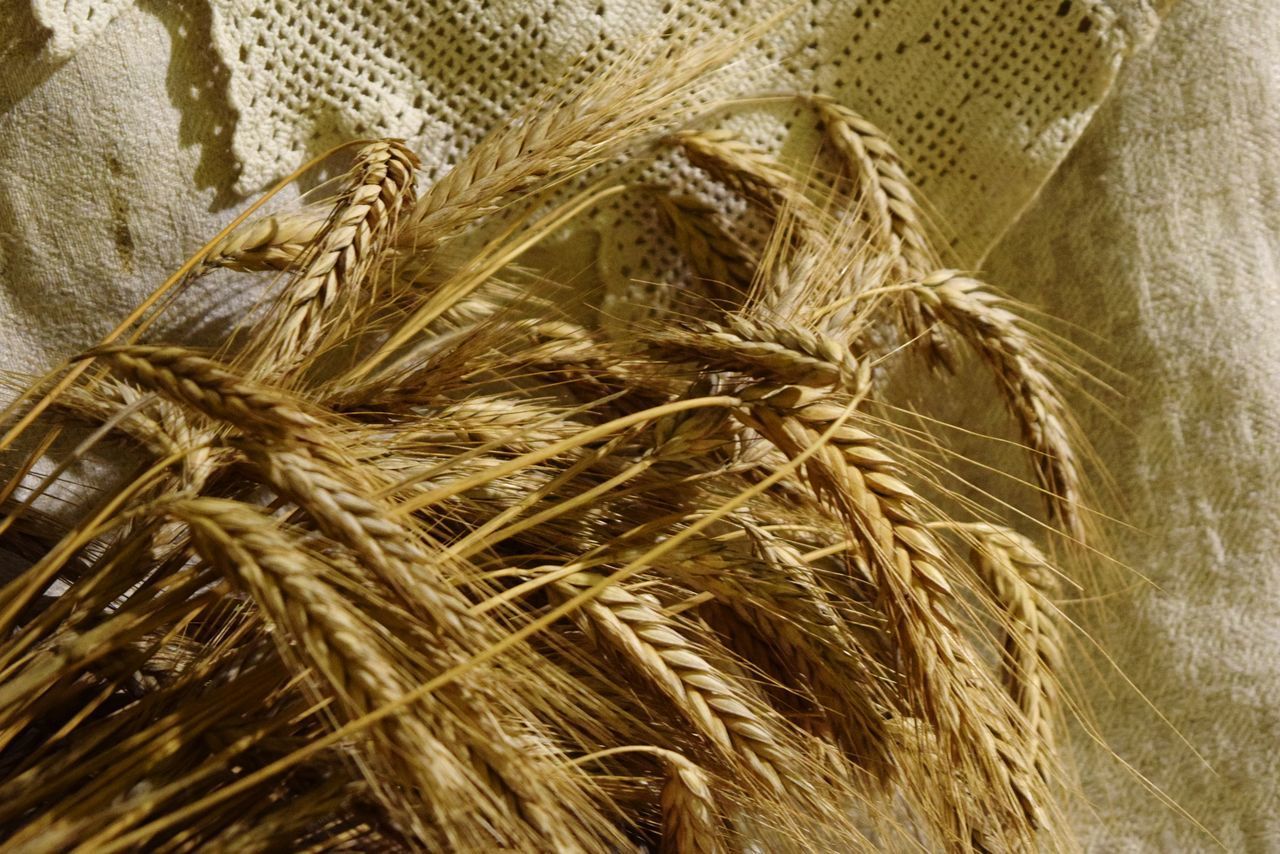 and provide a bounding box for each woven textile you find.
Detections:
[3,0,1157,380]
[983,0,1280,845]
[27,0,1156,253]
